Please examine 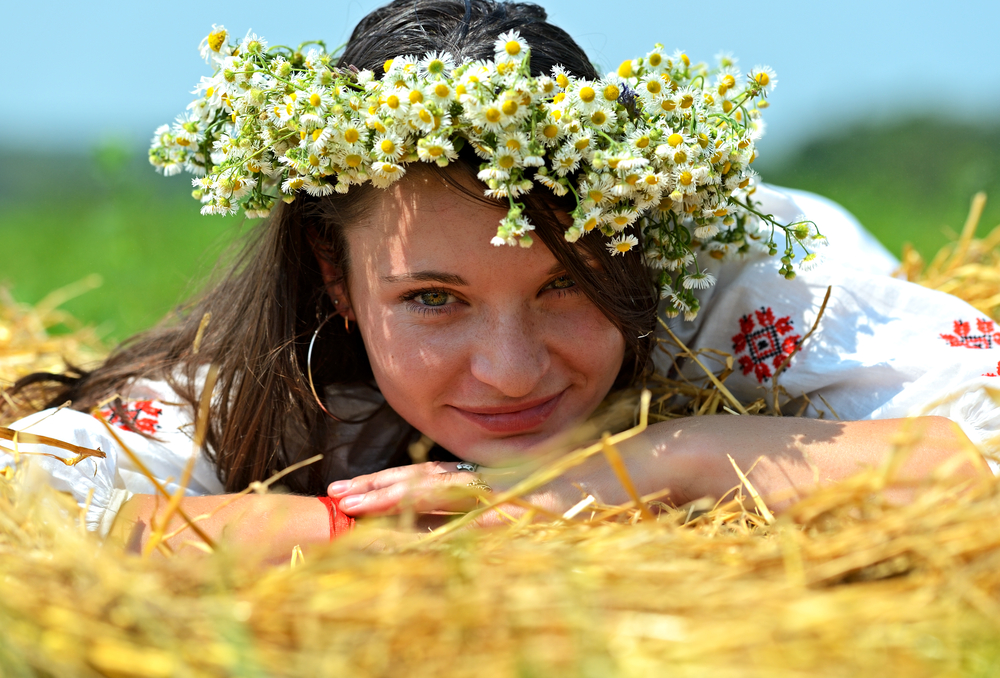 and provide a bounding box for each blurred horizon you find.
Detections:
[1,0,999,341]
